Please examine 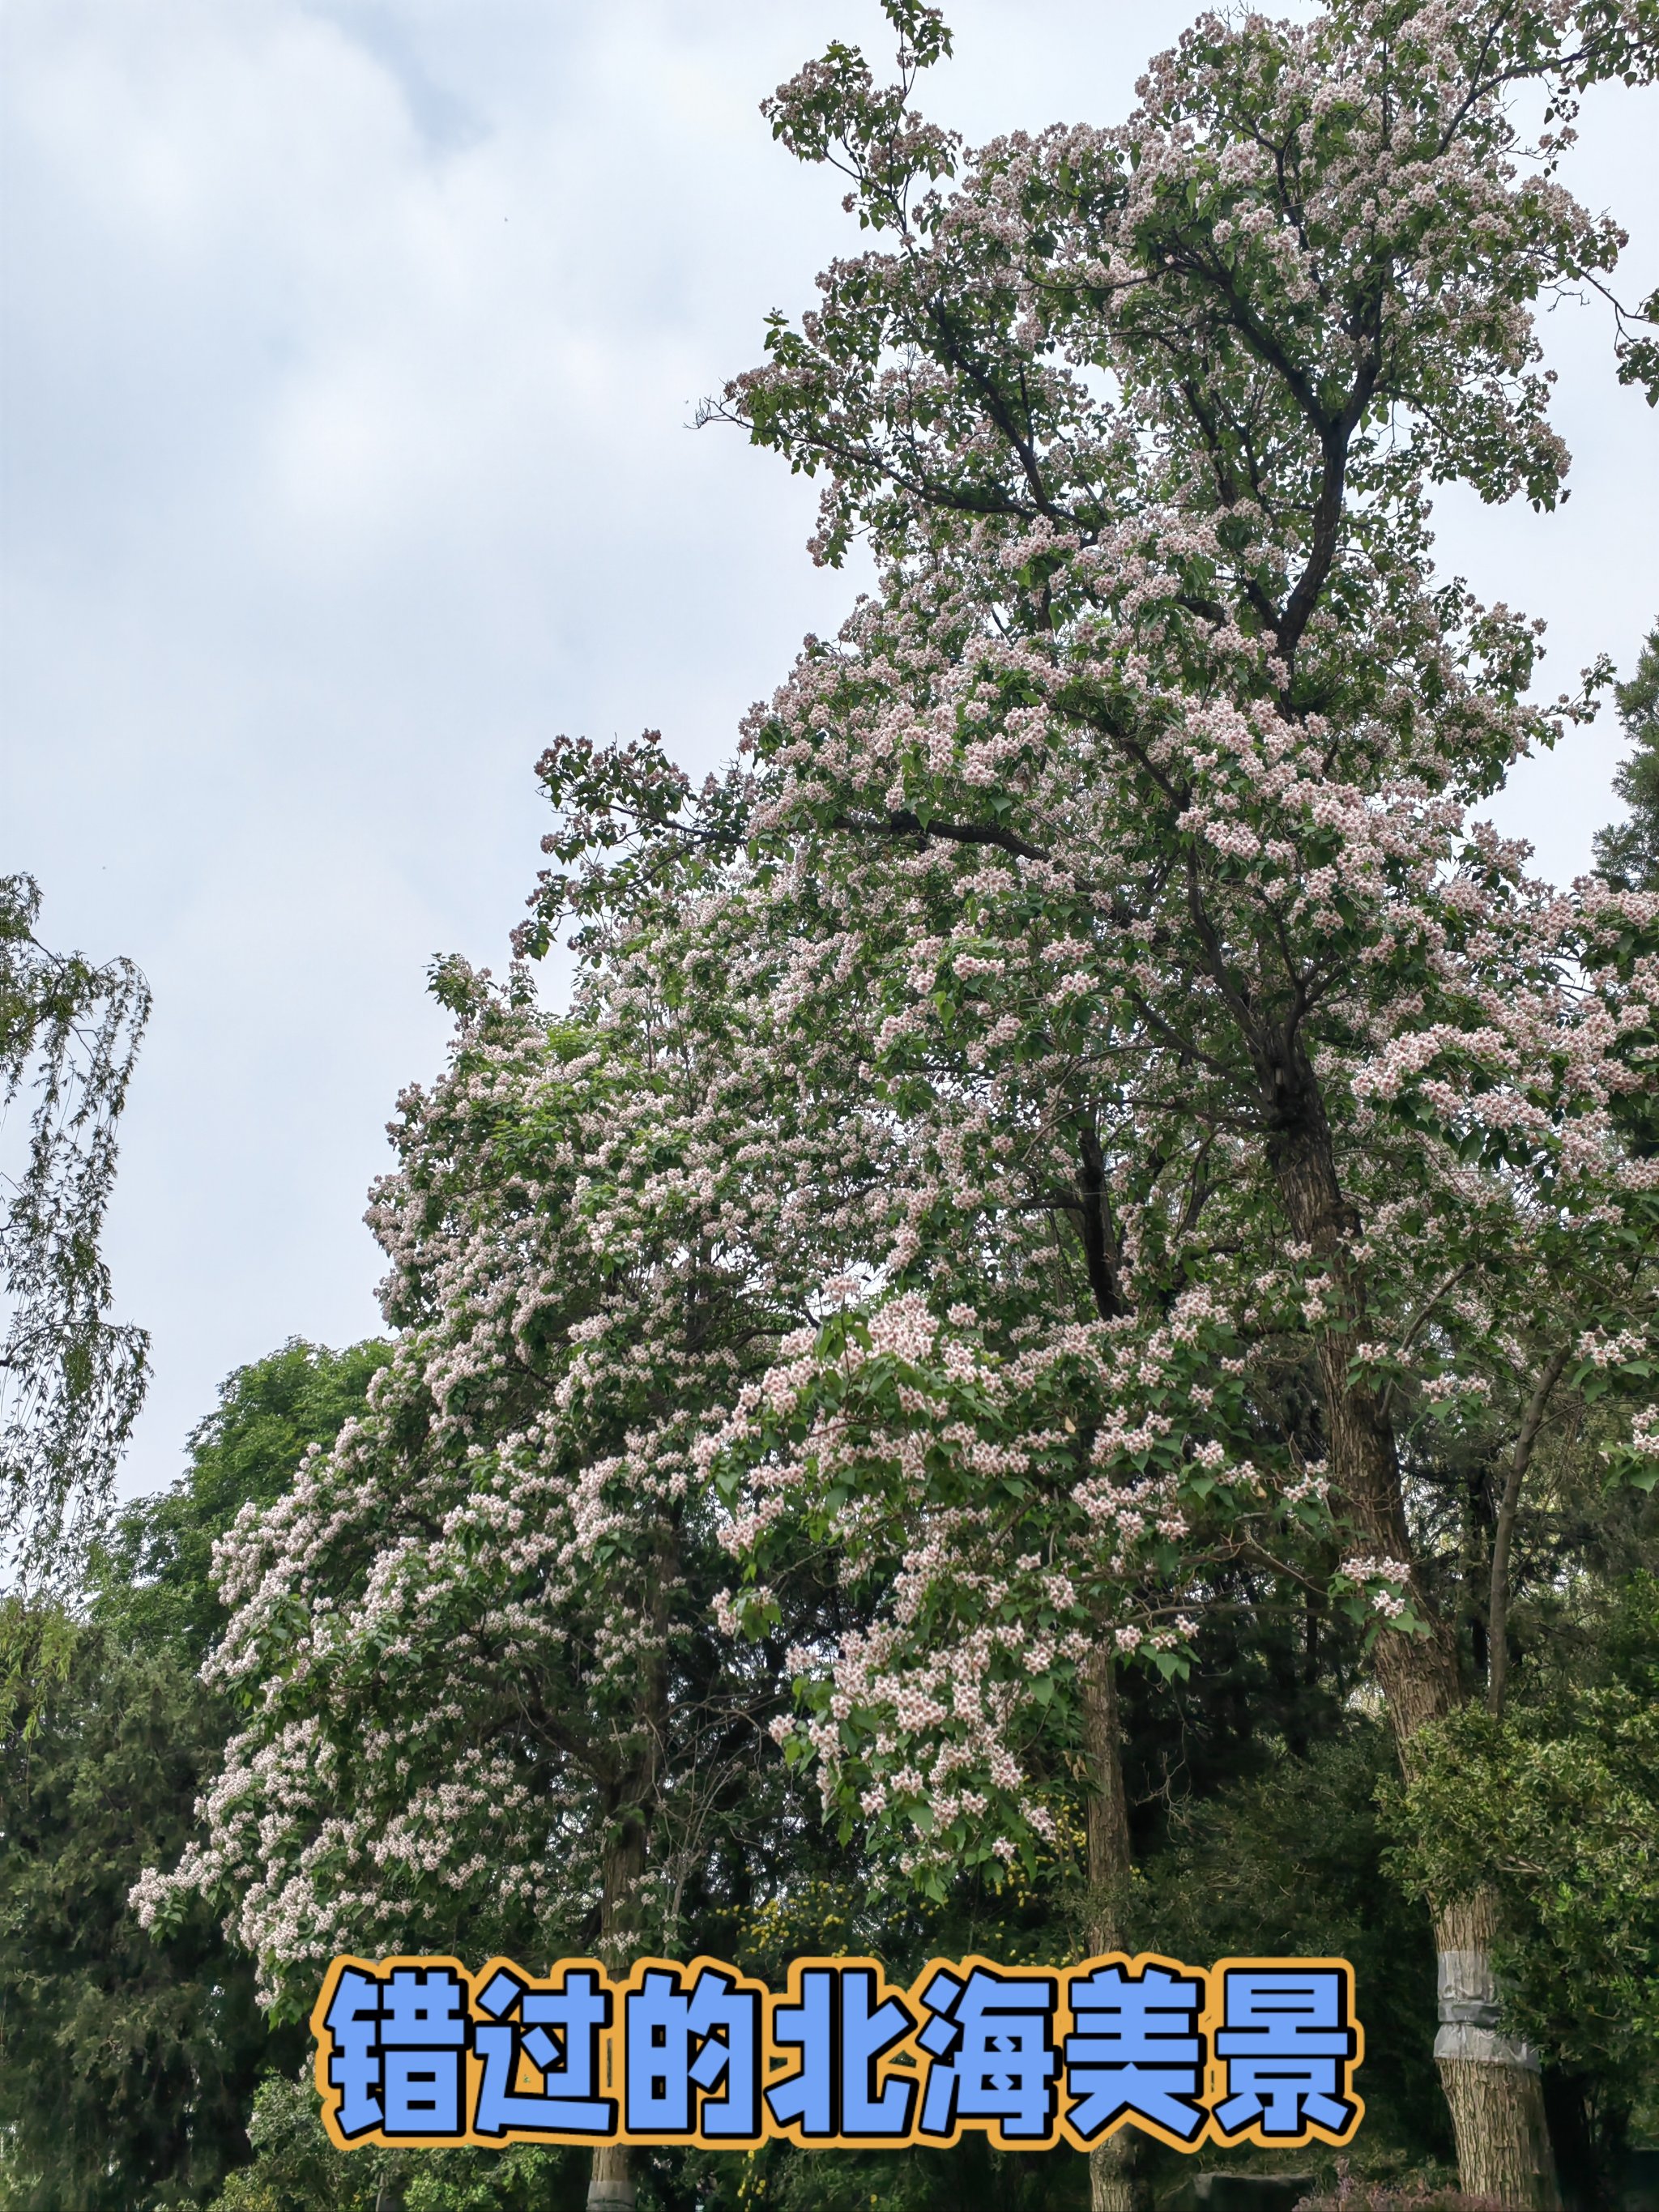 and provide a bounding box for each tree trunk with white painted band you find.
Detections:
[1269,1083,1560,2210]
[1433,1897,1558,2210]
